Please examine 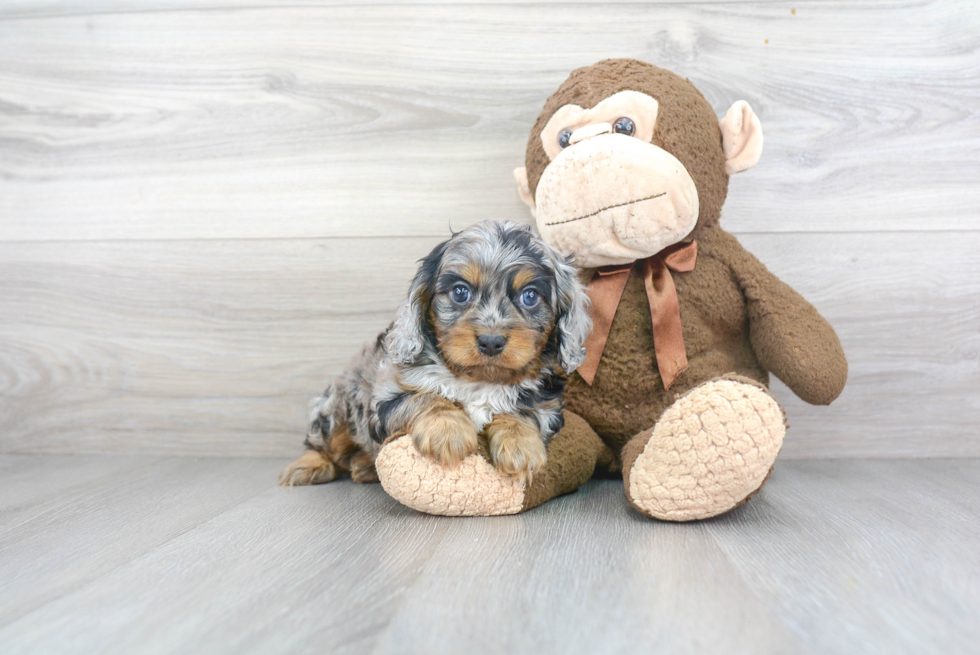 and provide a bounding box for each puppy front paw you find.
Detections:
[486,415,547,486]
[279,450,338,486]
[411,399,479,467]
